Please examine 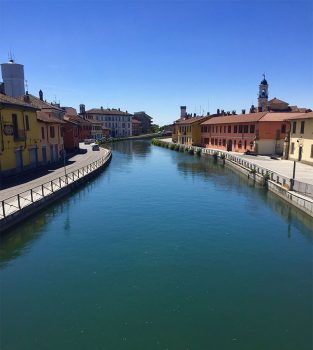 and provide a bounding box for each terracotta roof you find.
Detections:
[201,112,266,125]
[284,112,313,120]
[269,98,288,105]
[87,119,103,125]
[37,111,65,124]
[0,93,38,110]
[175,115,211,125]
[17,94,64,111]
[260,112,304,122]
[86,108,132,116]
